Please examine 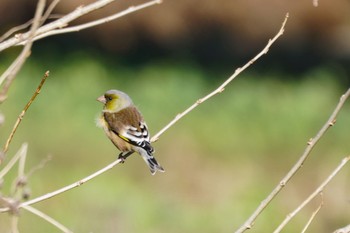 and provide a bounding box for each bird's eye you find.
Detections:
[105,95,112,101]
